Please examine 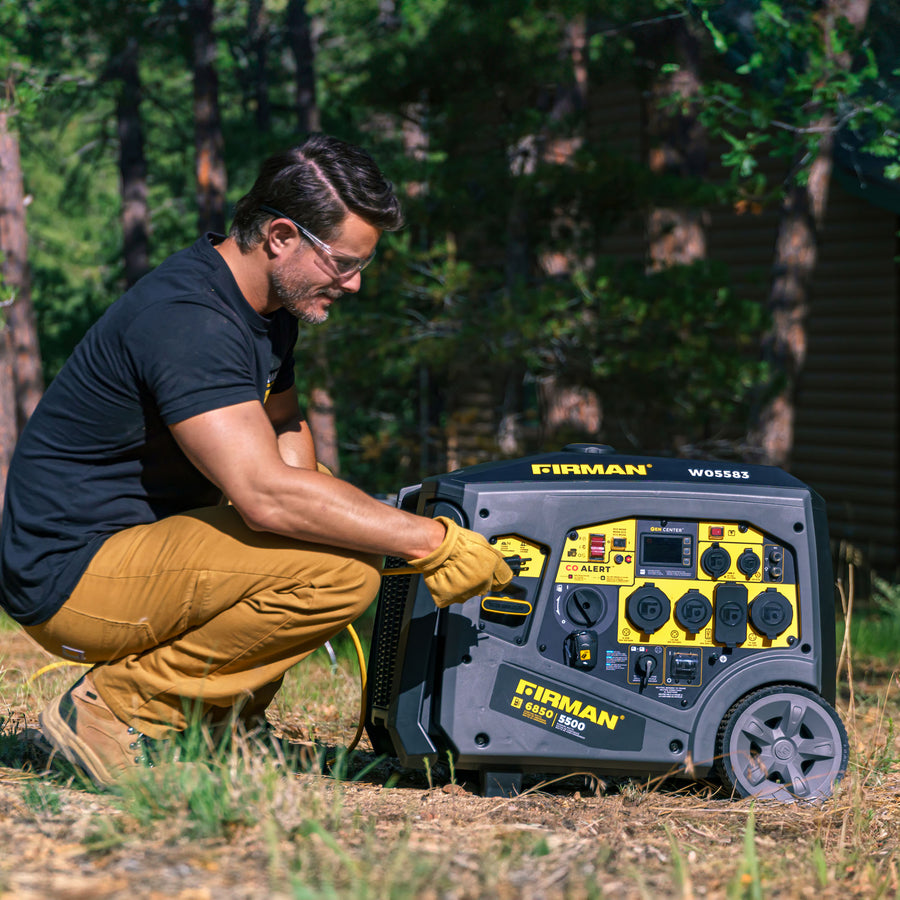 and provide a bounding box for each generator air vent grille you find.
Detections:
[370,557,413,710]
